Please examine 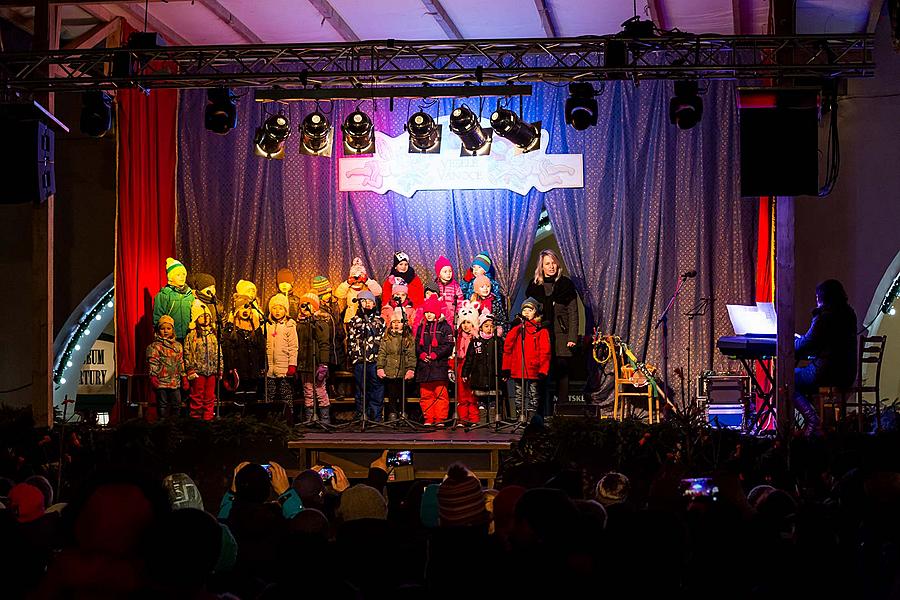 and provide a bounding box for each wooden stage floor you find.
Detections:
[288,430,521,487]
